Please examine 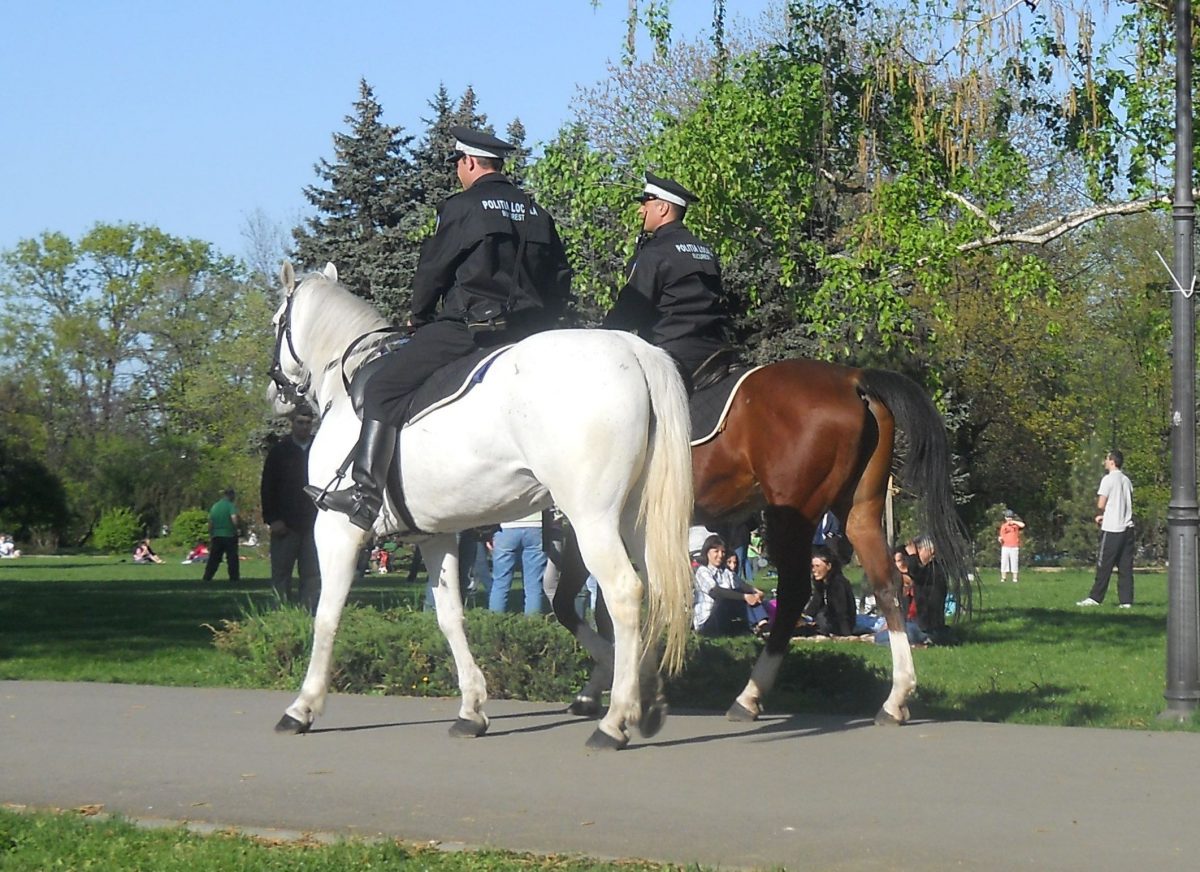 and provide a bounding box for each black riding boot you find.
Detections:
[306,418,396,531]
